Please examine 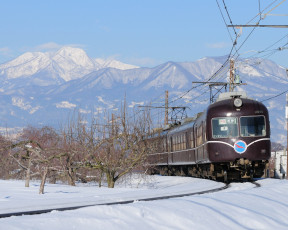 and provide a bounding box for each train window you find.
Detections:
[190,132,194,148]
[204,121,207,142]
[167,138,171,152]
[173,136,175,150]
[197,125,203,146]
[212,117,238,138]
[183,133,187,149]
[175,136,177,151]
[240,116,266,137]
